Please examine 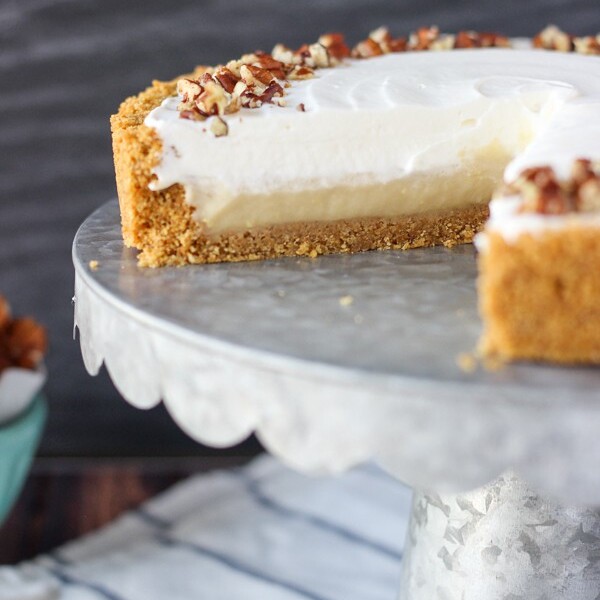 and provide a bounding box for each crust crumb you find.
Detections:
[456,352,477,373]
[339,295,354,307]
